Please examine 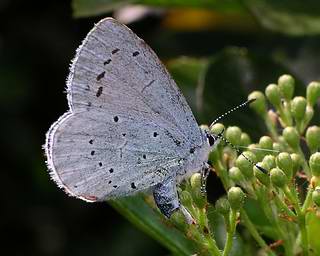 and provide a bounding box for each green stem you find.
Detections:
[206,234,222,256]
[222,209,237,256]
[283,186,309,256]
[297,147,311,178]
[278,105,293,127]
[257,187,293,255]
[240,209,276,256]
[273,193,297,220]
[189,224,222,256]
[264,113,279,141]
[214,159,231,190]
[302,187,314,213]
[193,207,222,256]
